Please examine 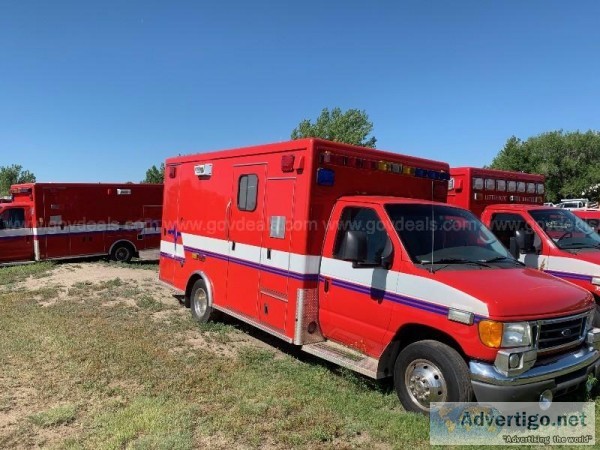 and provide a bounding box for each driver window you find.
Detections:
[333,207,390,265]
[0,208,25,230]
[490,213,540,250]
